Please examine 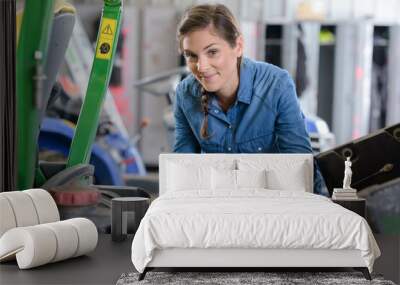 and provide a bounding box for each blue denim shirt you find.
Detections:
[173,57,327,196]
